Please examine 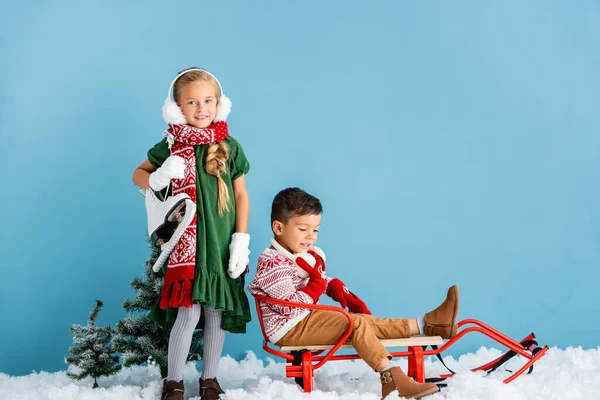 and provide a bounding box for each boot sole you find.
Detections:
[413,385,441,399]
